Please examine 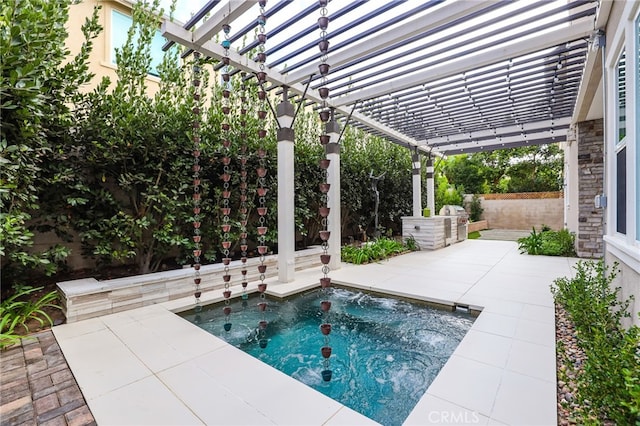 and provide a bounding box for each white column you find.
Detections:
[326,118,341,270]
[426,156,435,215]
[276,90,295,282]
[412,152,422,216]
